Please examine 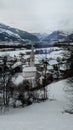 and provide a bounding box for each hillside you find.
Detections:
[0,80,73,130]
[43,31,73,43]
[0,23,39,44]
[43,31,67,41]
[0,24,73,46]
[33,33,48,41]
